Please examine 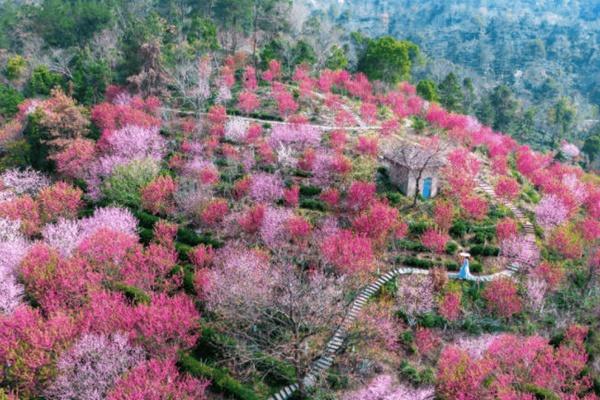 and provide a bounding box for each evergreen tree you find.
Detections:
[438,72,464,112]
[548,97,576,147]
[488,84,518,133]
[583,127,600,165]
[416,79,439,102]
[462,77,475,113]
